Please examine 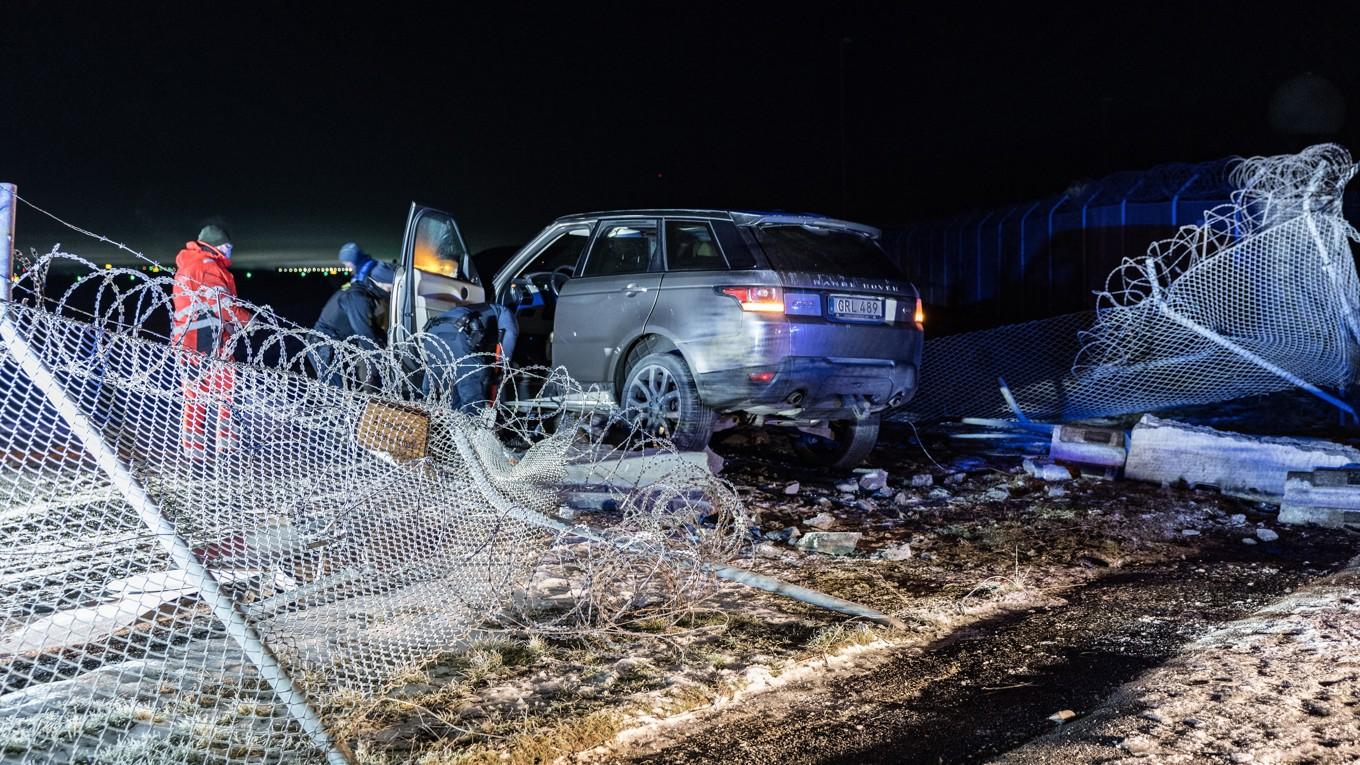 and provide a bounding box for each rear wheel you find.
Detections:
[792,415,881,470]
[621,352,715,450]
